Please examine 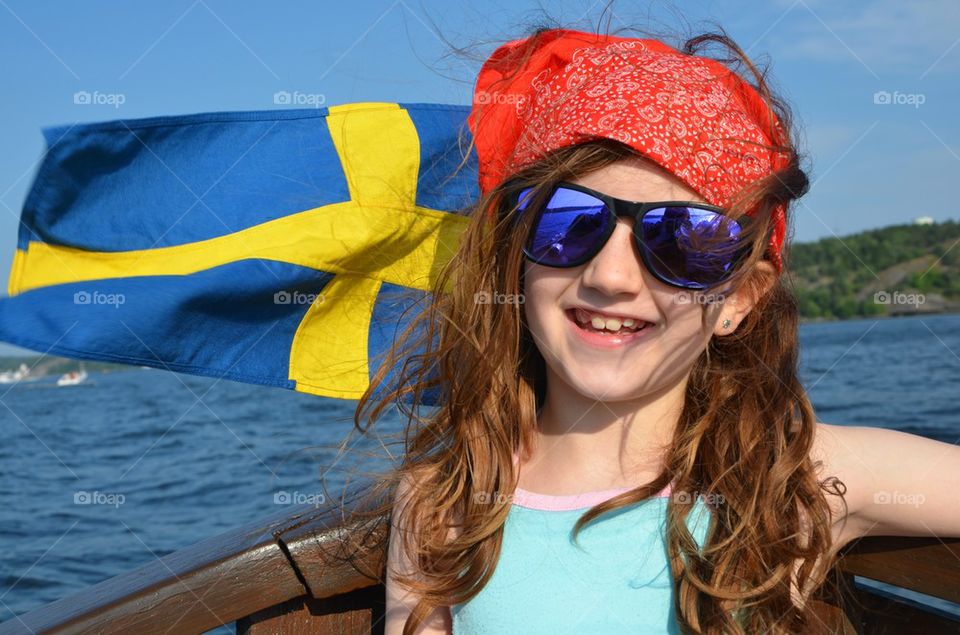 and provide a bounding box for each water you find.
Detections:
[799,313,960,440]
[0,365,408,634]
[1,313,958,631]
